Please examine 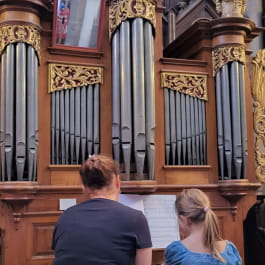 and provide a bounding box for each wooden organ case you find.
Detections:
[0,0,263,264]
